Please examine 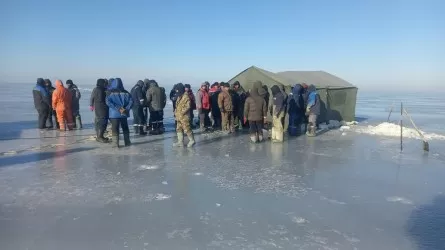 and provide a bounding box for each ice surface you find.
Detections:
[1,84,445,250]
